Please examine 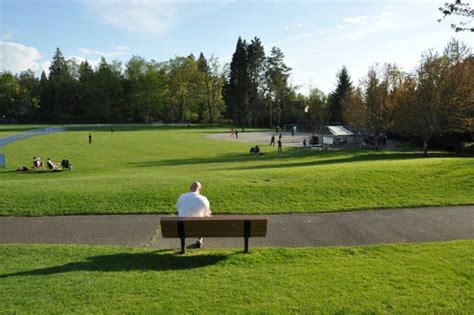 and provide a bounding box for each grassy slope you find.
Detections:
[1,127,473,215]
[0,241,472,313]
